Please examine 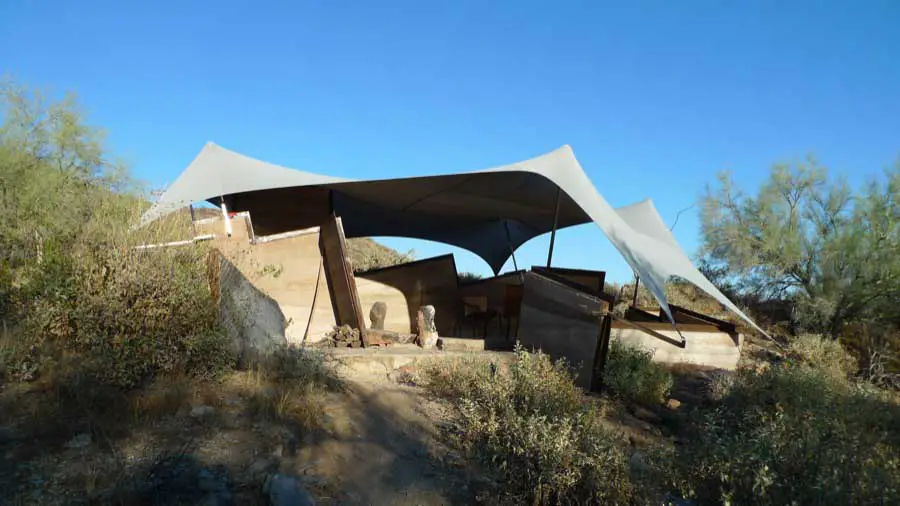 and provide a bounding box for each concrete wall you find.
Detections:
[611,327,742,370]
[199,215,337,344]
[355,255,460,336]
